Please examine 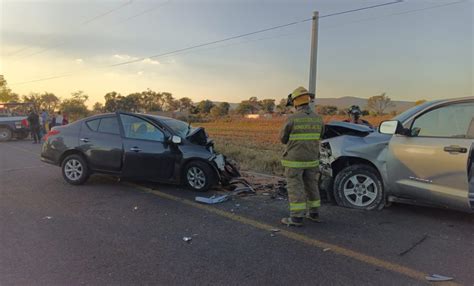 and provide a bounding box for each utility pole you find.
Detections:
[308,11,319,110]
